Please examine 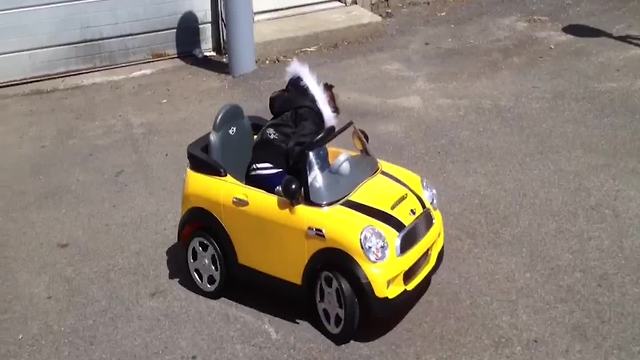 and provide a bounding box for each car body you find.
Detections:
[177,104,444,343]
